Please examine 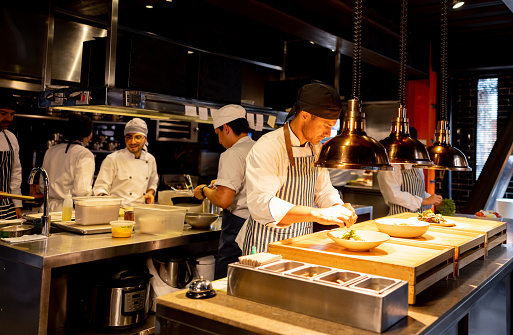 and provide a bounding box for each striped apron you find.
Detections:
[0,131,17,219]
[388,165,425,215]
[242,125,318,255]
